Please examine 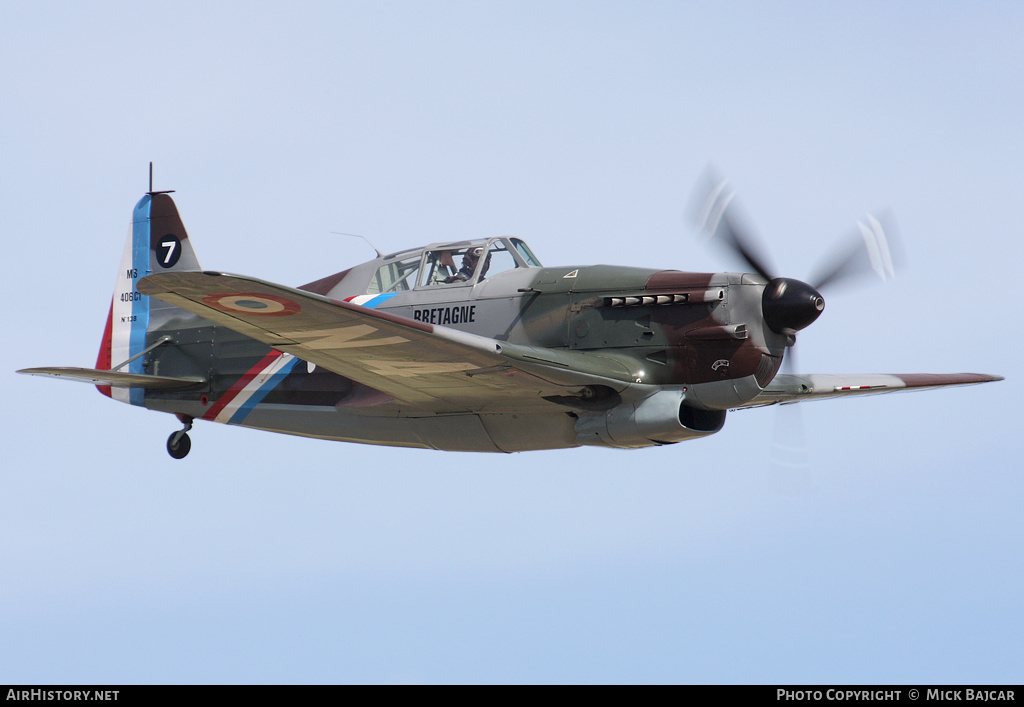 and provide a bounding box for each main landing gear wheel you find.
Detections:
[167,415,194,459]
[167,431,191,459]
